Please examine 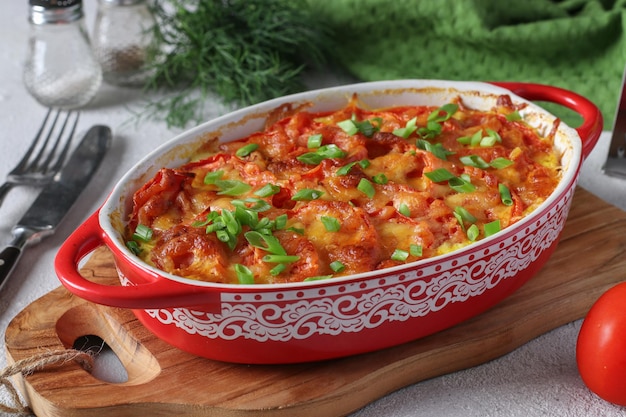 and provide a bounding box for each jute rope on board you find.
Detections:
[0,349,93,416]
